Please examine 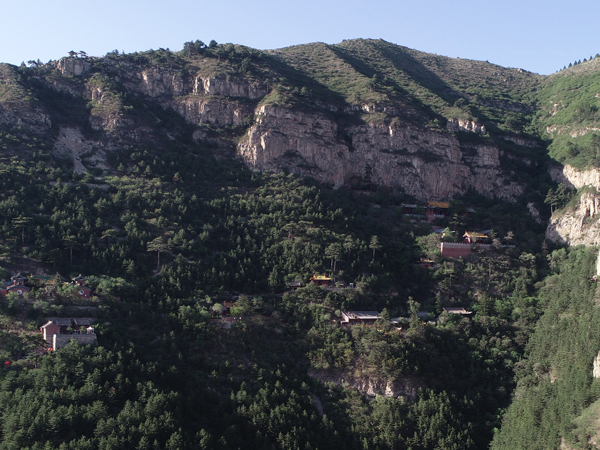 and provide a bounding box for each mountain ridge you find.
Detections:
[0,39,555,205]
